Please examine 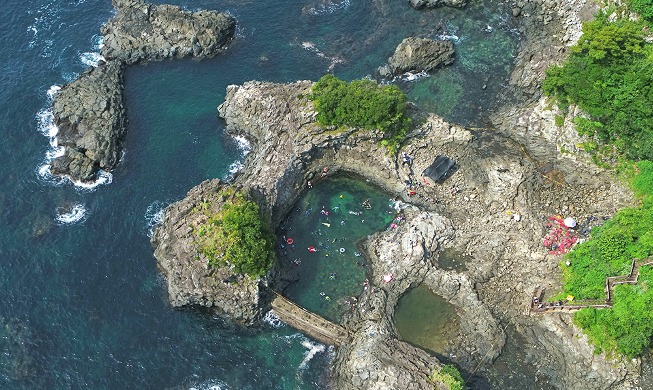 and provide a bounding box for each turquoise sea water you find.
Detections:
[0,0,521,388]
[278,176,395,322]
